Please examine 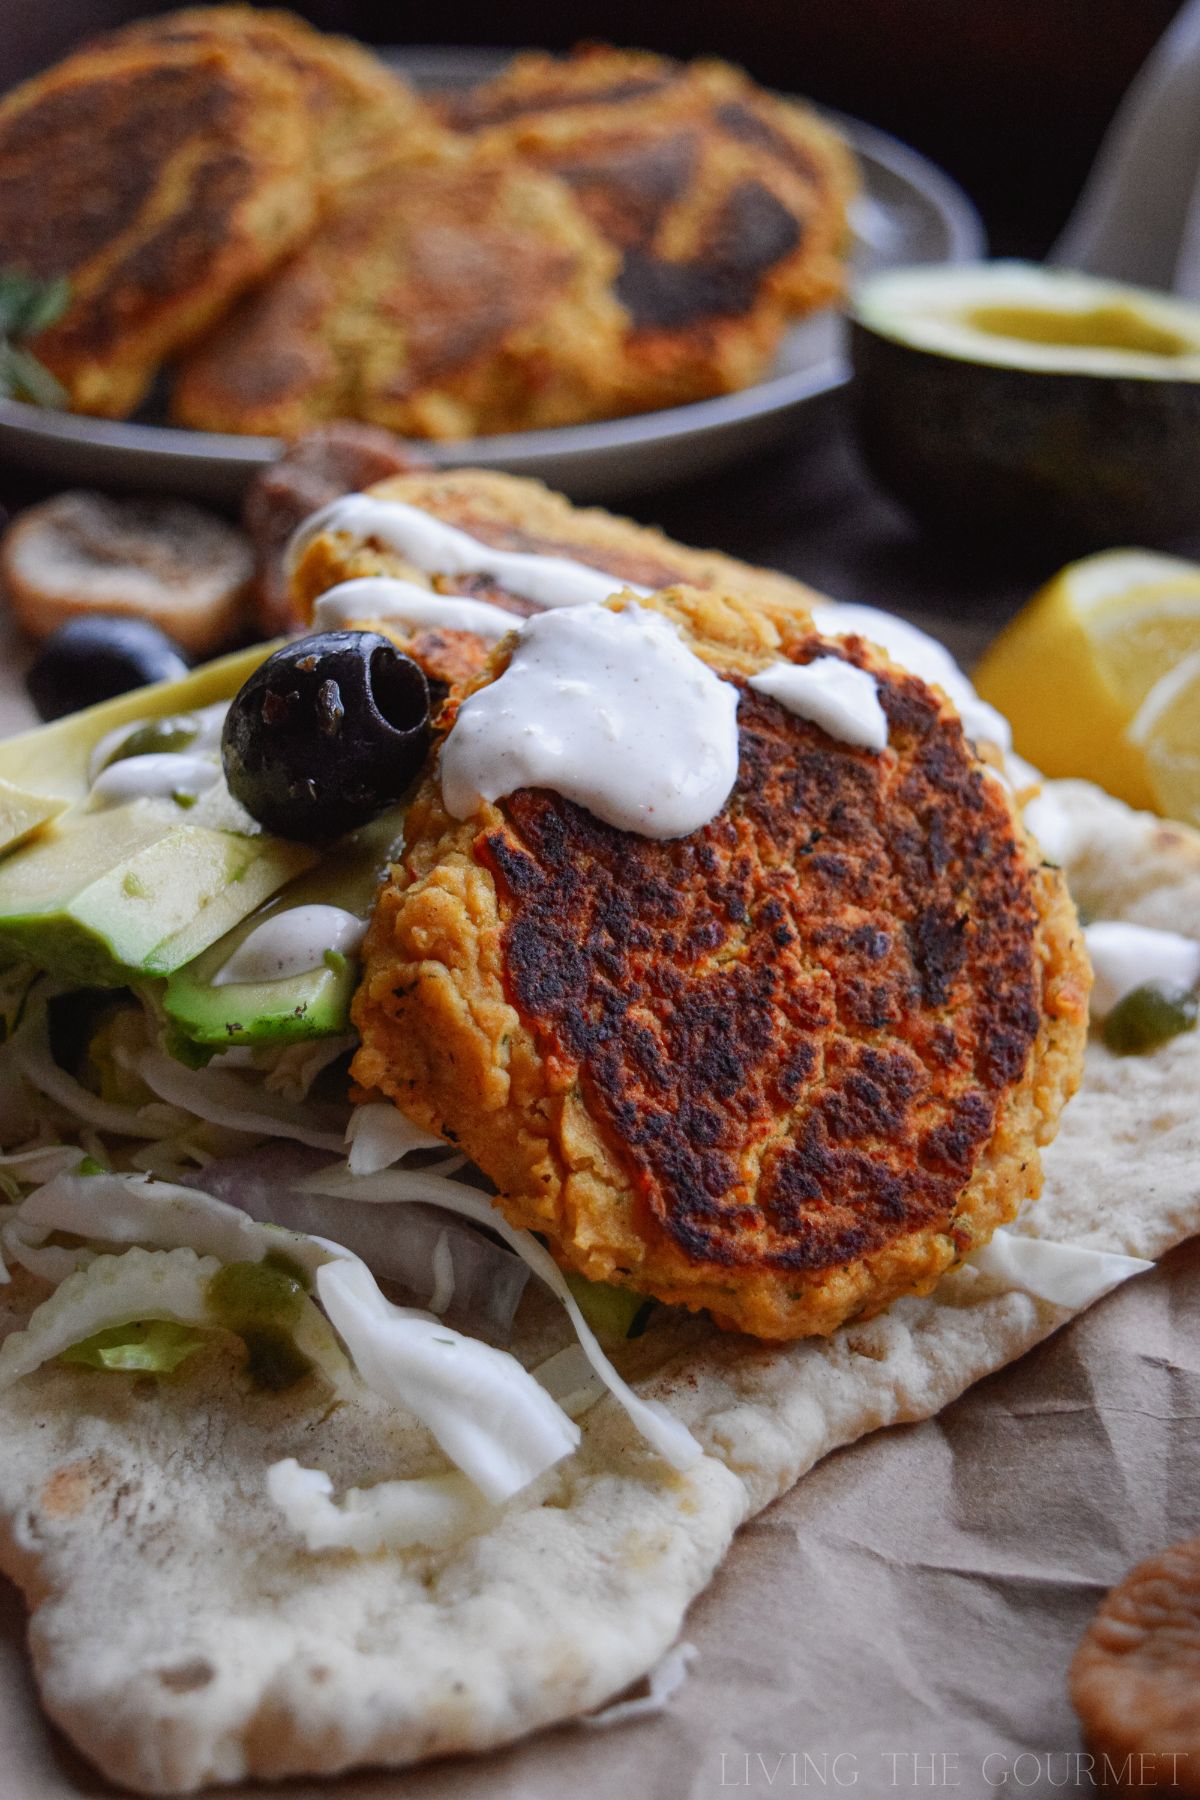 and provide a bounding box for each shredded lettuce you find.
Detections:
[298,1164,703,1474]
[60,1319,205,1373]
[266,1458,493,1554]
